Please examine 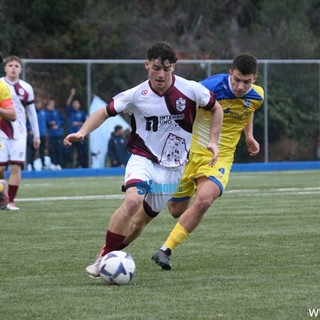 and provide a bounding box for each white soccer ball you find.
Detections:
[99,250,136,285]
